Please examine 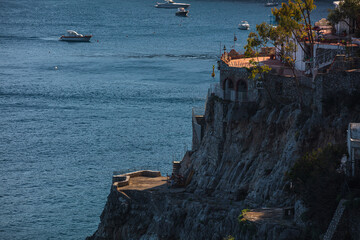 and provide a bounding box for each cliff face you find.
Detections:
[185,99,301,208]
[185,93,355,207]
[88,81,360,239]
